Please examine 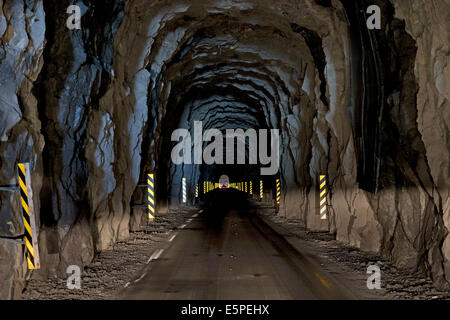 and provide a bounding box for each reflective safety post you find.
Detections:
[276,178,281,205]
[260,180,263,200]
[319,175,327,220]
[195,184,199,198]
[148,173,156,221]
[18,163,40,269]
[250,181,253,195]
[182,178,187,203]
